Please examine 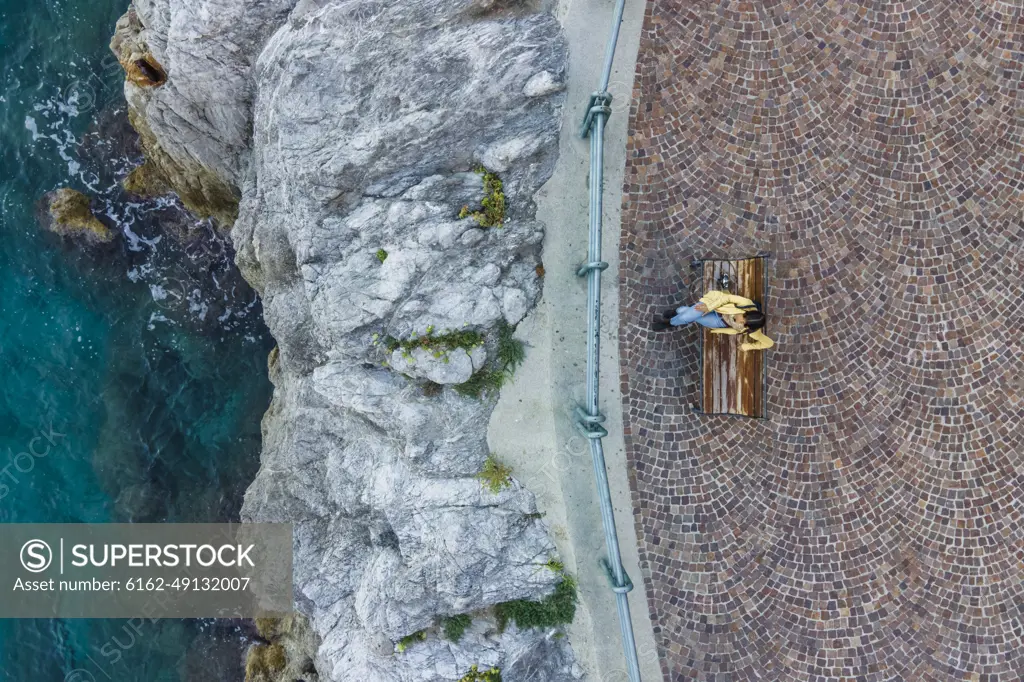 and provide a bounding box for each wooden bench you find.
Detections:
[693,256,769,419]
